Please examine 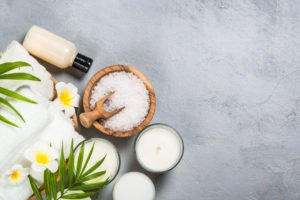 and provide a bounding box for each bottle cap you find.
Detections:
[72,53,93,73]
